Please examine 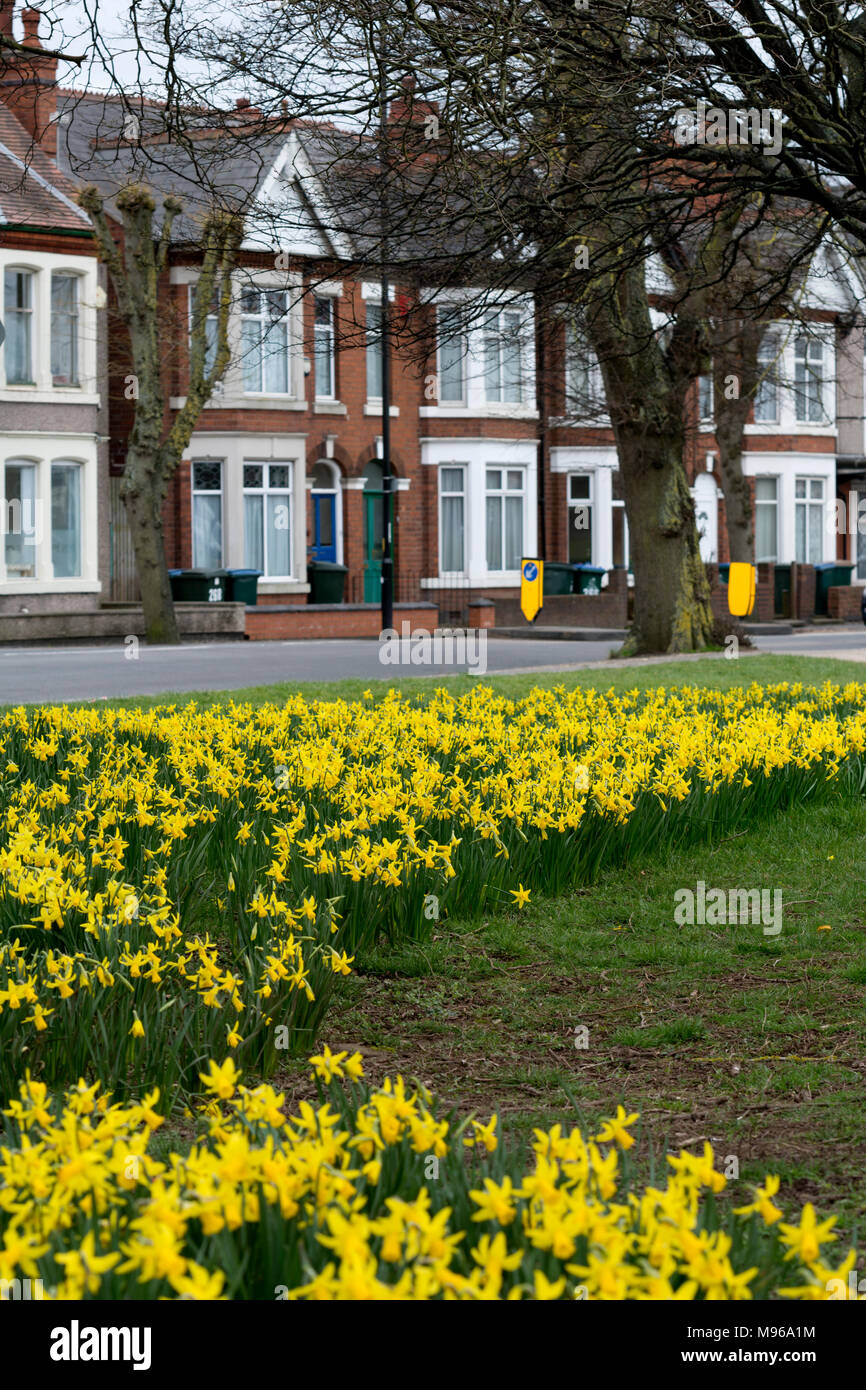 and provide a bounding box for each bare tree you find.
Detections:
[78,183,241,643]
